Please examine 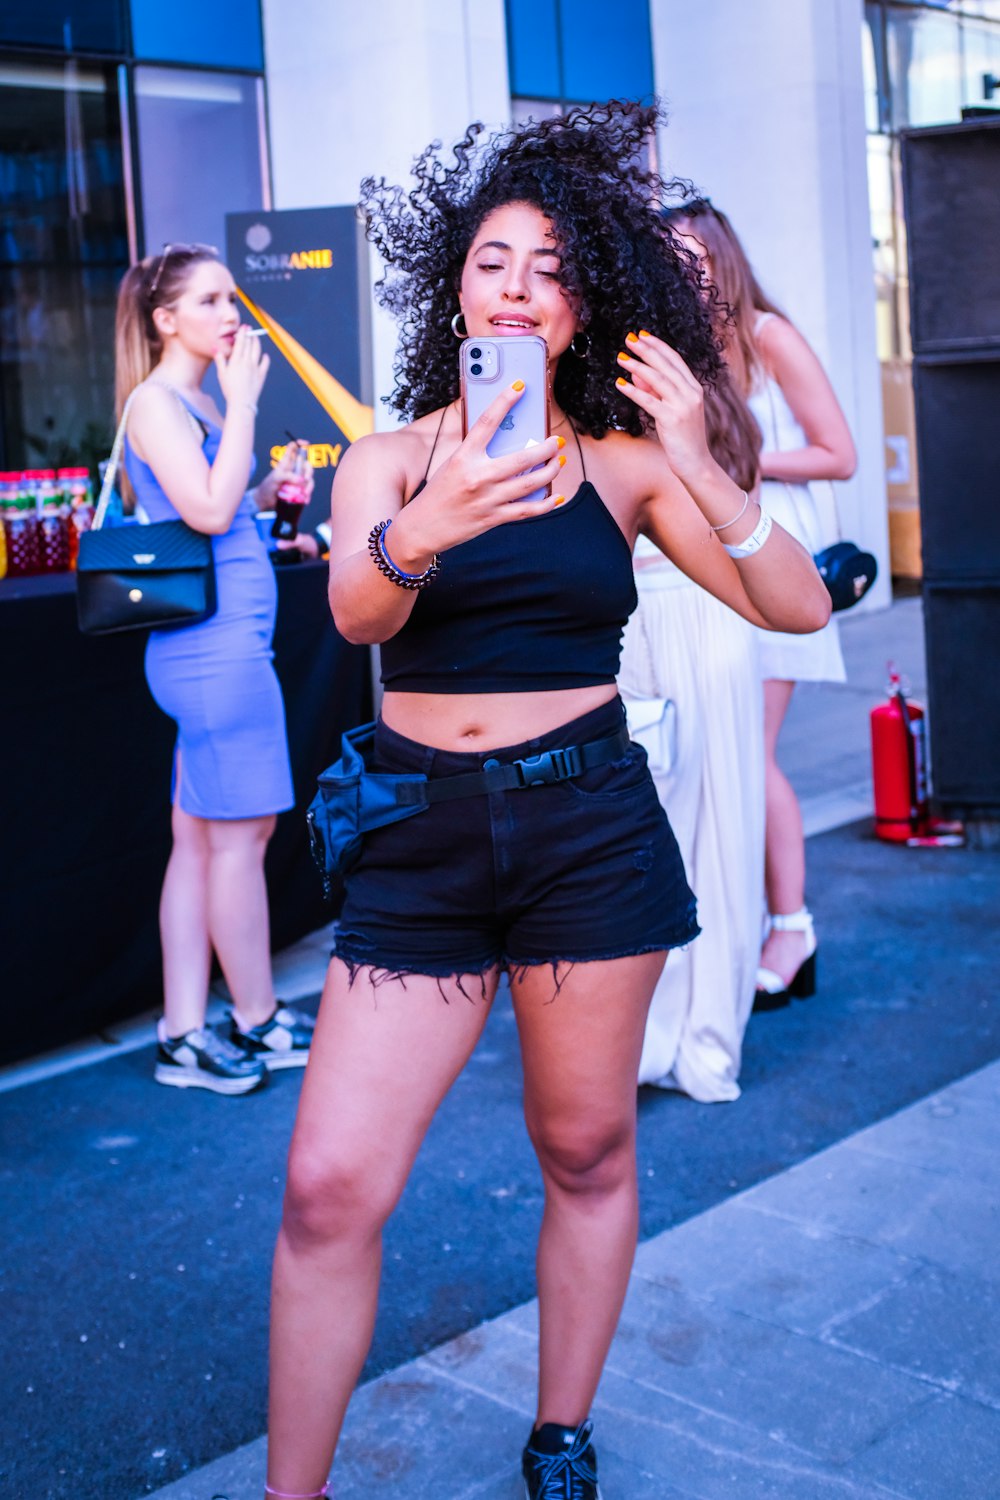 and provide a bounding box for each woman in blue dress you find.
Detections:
[114,244,315,1094]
